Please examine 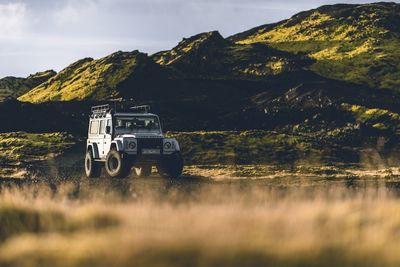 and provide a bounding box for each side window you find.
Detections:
[107,119,112,134]
[99,120,106,134]
[90,120,99,134]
